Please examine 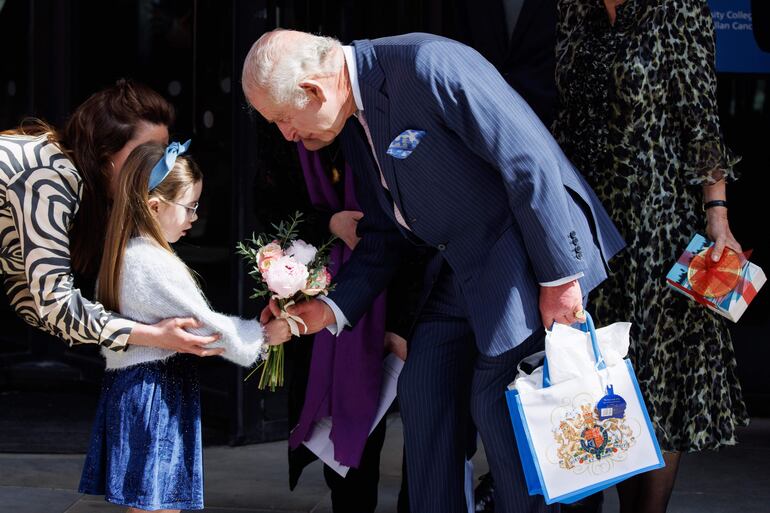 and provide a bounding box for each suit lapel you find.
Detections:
[502,0,525,43]
[505,0,532,64]
[351,39,407,219]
